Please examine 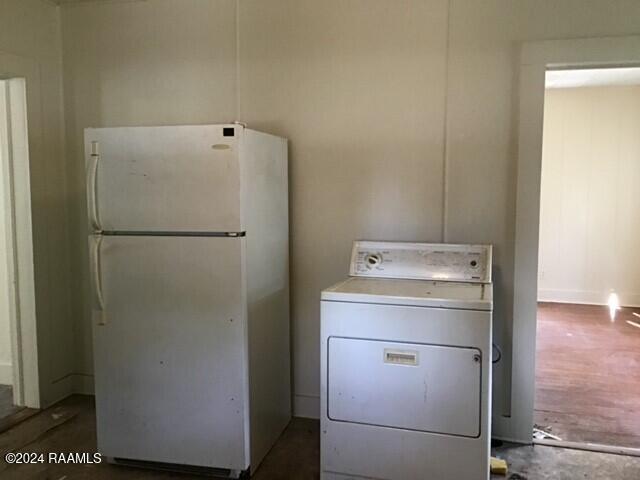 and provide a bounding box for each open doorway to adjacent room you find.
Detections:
[534,67,640,450]
[0,77,38,429]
